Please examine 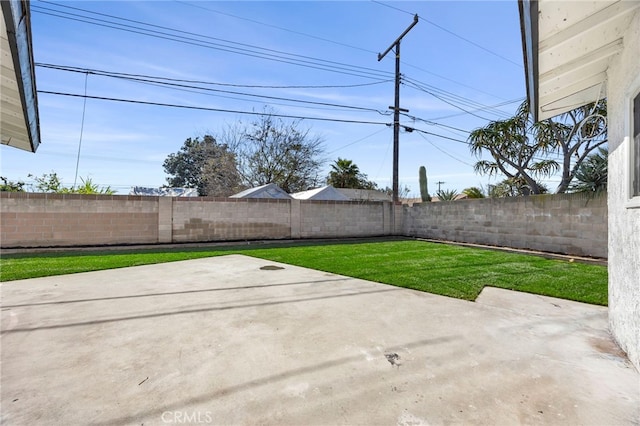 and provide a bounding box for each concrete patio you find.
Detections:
[1,255,638,425]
